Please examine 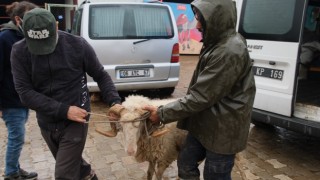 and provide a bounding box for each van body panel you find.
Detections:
[84,39,174,82]
[248,40,300,116]
[237,0,320,137]
[87,76,179,92]
[238,0,306,117]
[254,89,293,116]
[72,2,180,93]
